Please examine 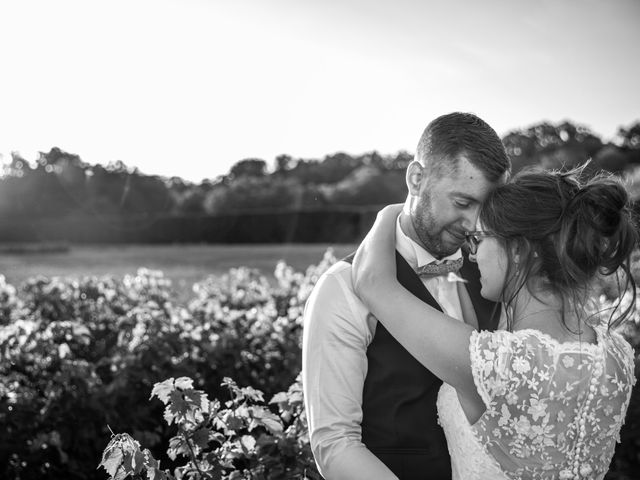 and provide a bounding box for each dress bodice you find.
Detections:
[437,327,635,480]
[437,383,508,480]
